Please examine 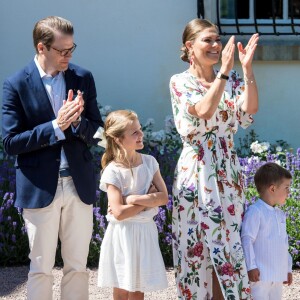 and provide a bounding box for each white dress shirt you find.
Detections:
[241,199,292,282]
[34,56,69,169]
